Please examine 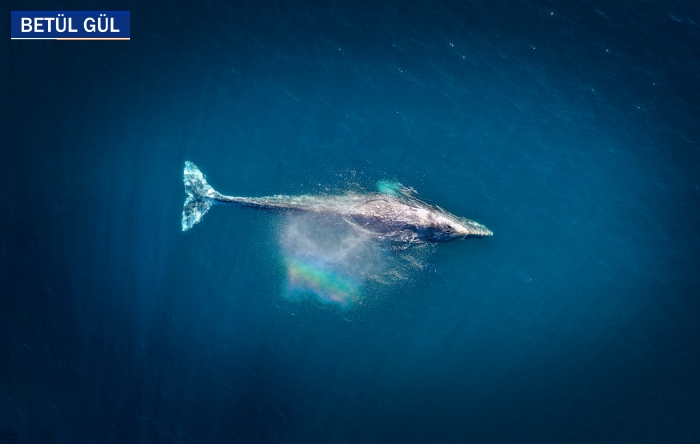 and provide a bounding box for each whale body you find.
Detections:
[181,161,492,243]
